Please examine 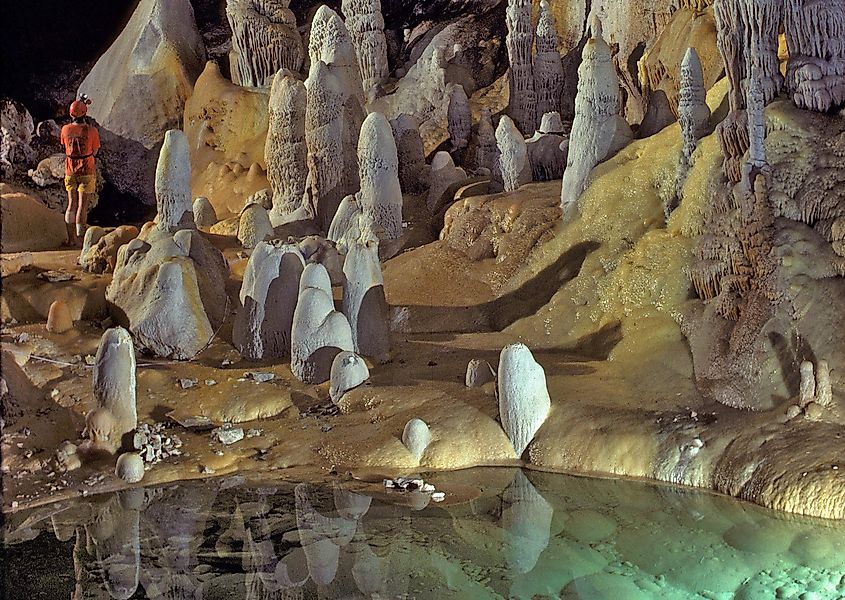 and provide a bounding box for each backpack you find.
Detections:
[65,125,93,175]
